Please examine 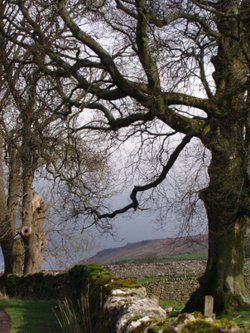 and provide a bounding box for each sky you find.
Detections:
[66,213,179,266]
[94,211,173,252]
[45,134,209,268]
